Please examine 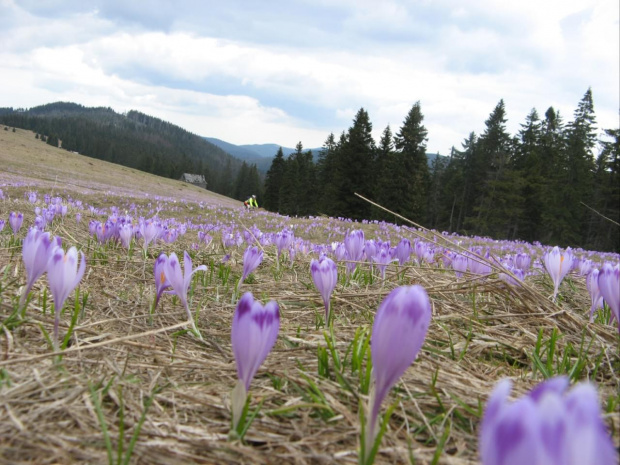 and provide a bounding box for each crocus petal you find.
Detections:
[598,263,619,332]
[310,257,338,318]
[231,292,280,391]
[370,285,431,429]
[480,377,616,465]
